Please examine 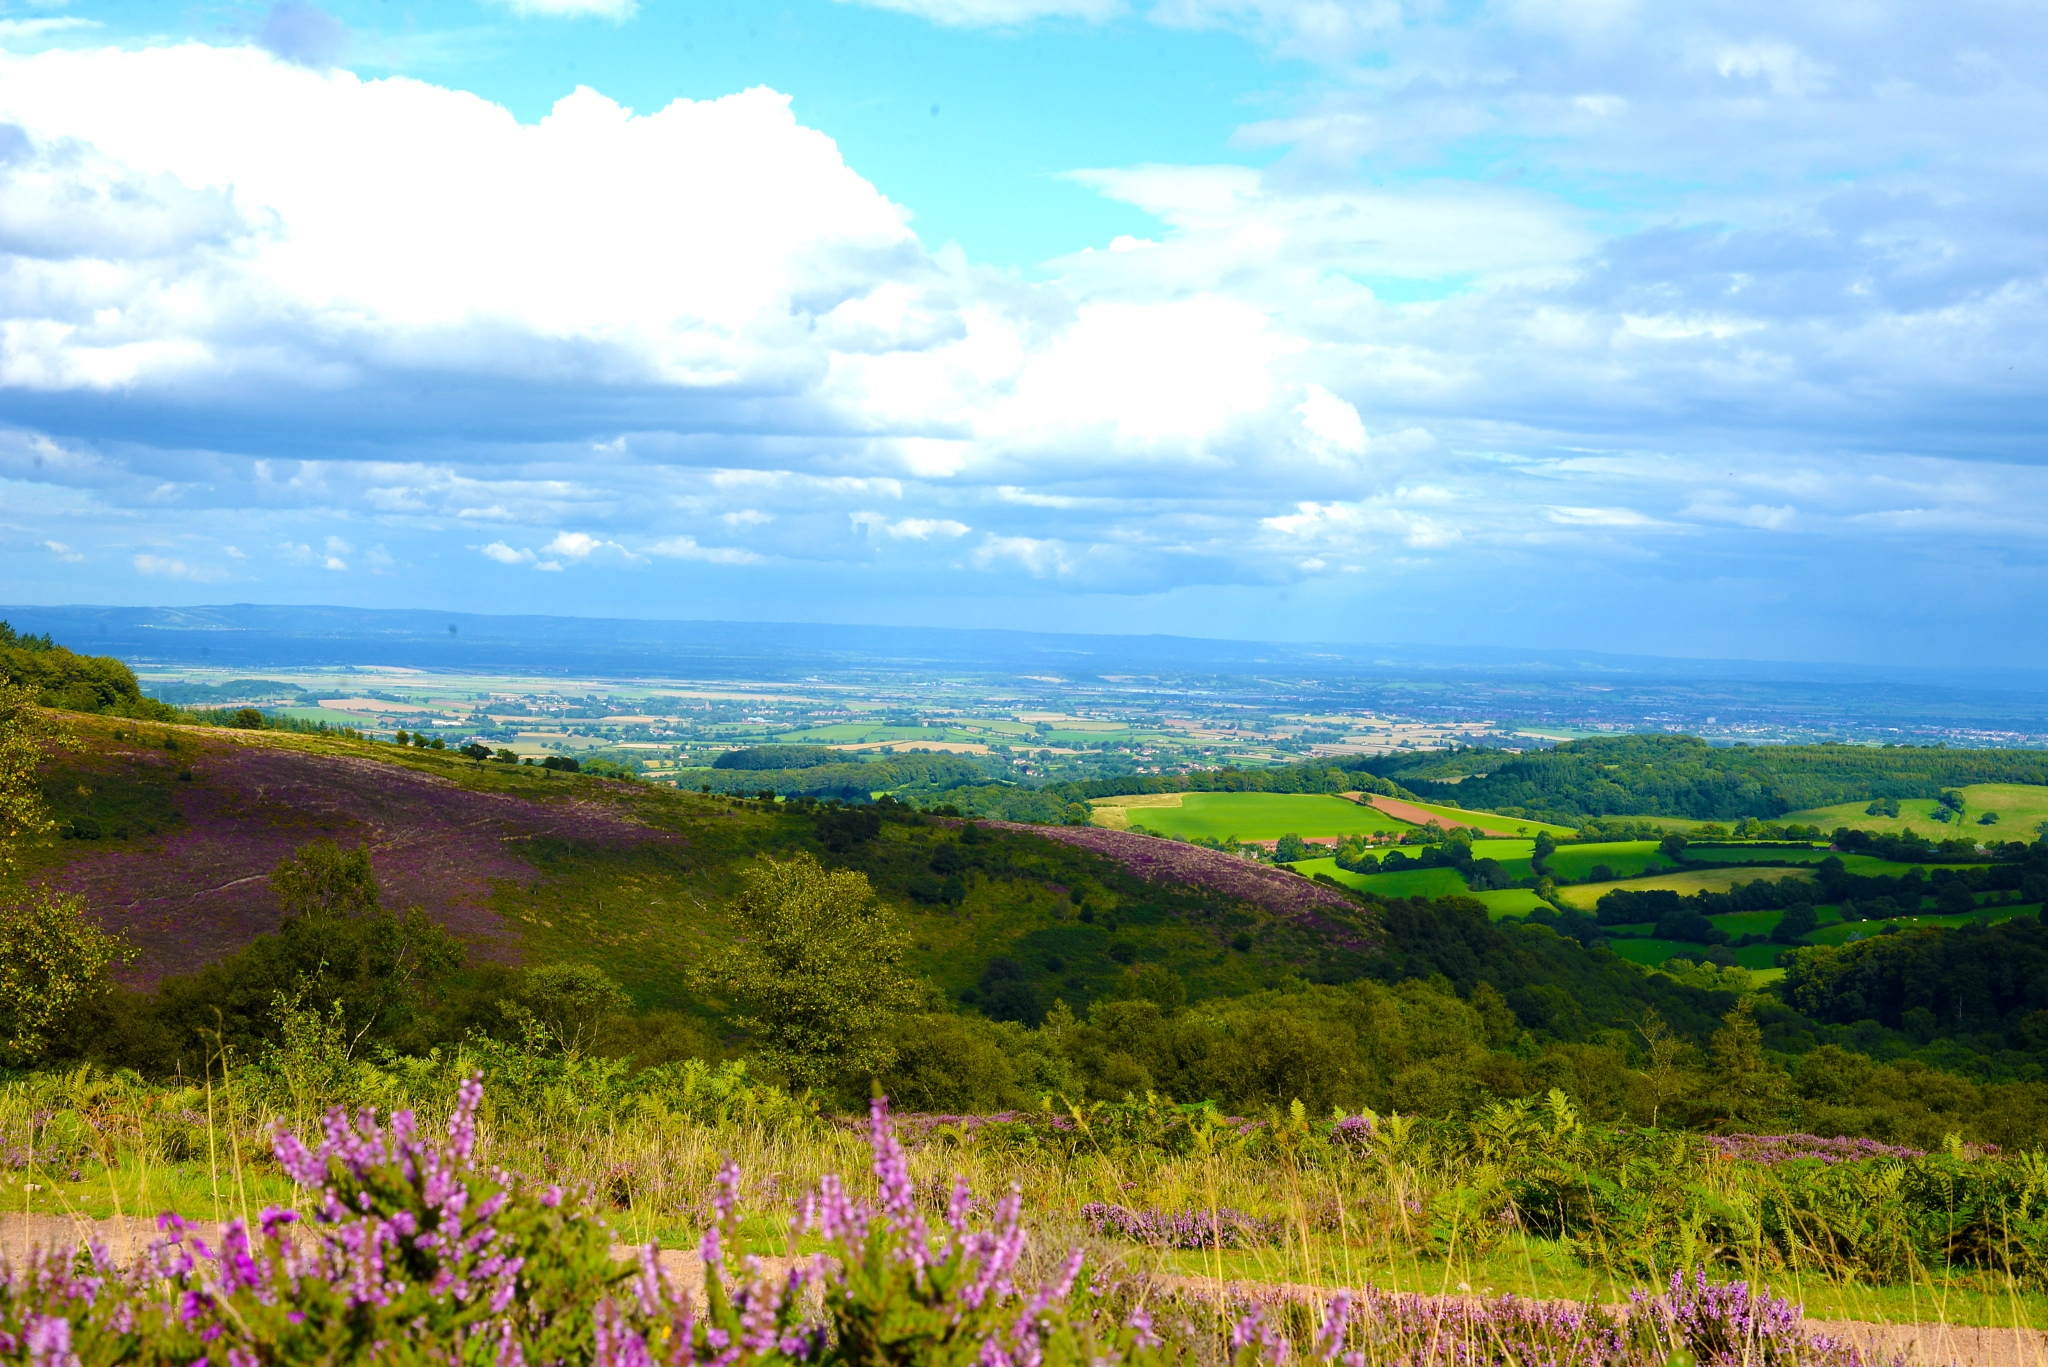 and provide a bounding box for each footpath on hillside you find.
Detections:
[5,1213,2039,1367]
